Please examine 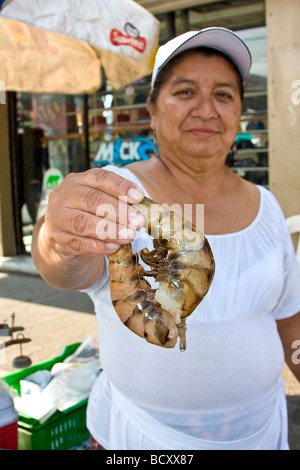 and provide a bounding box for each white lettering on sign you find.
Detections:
[120,141,140,160]
[94,142,114,162]
[93,138,154,167]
